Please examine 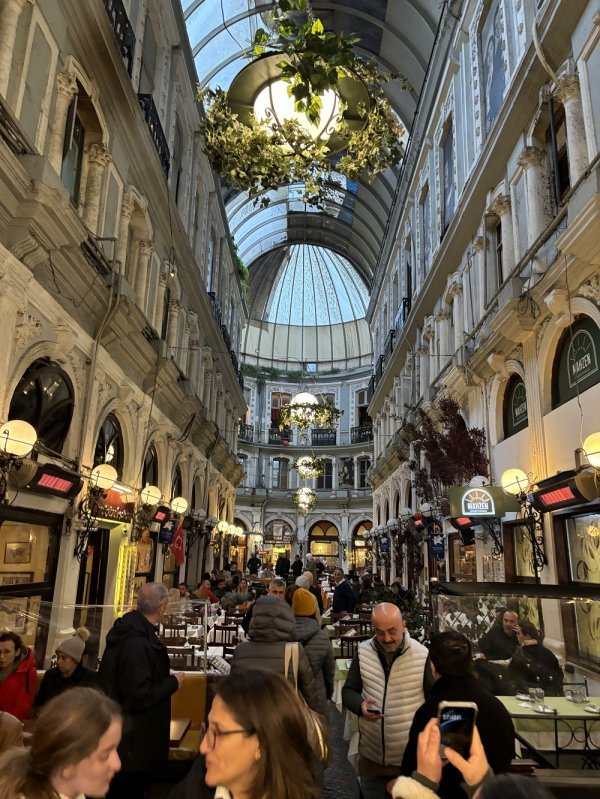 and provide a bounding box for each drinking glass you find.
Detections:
[528,687,537,702]
[534,688,545,705]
